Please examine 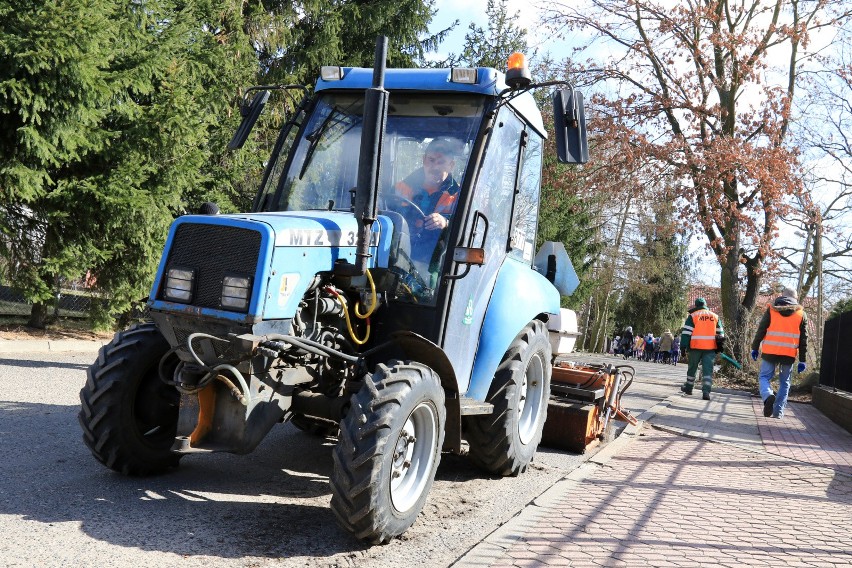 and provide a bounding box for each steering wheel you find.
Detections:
[382,193,426,230]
